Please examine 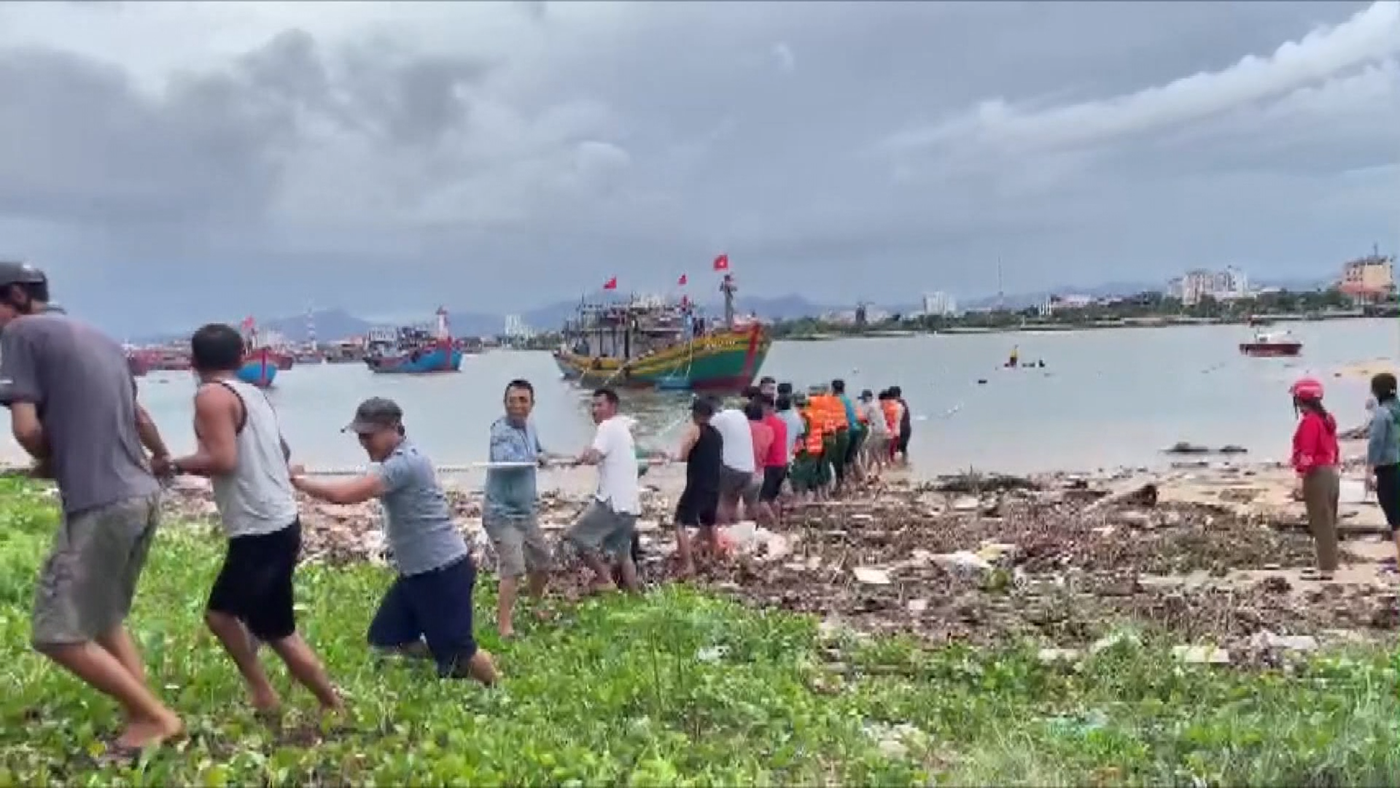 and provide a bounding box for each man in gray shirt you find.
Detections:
[291,398,497,684]
[0,261,183,758]
[484,379,556,638]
